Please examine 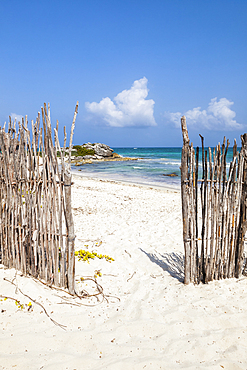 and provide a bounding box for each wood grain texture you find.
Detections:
[0,102,78,292]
